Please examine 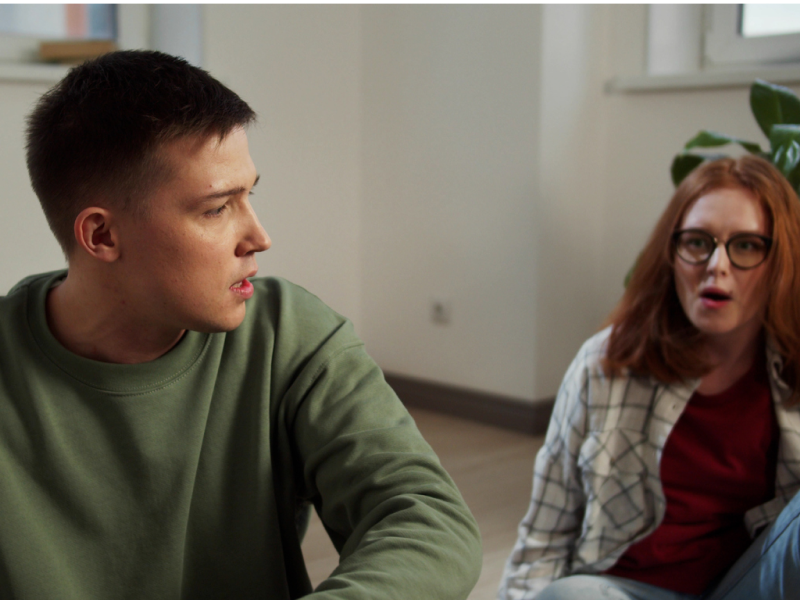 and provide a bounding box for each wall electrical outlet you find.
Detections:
[431,298,452,325]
